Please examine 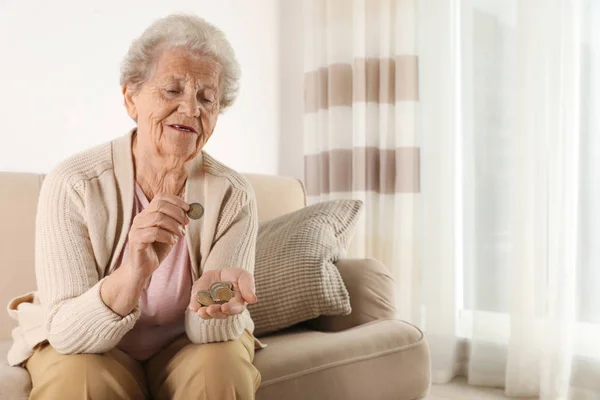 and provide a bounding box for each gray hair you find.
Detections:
[120,14,241,111]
